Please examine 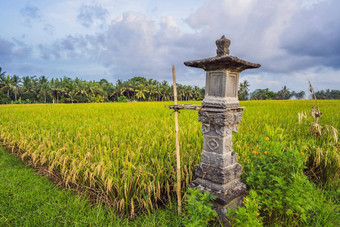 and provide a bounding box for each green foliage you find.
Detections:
[244,138,313,225]
[250,88,276,100]
[238,80,250,101]
[117,95,129,102]
[306,189,340,227]
[230,137,339,226]
[0,93,9,104]
[0,72,205,104]
[182,188,217,227]
[227,190,262,226]
[305,145,340,189]
[0,100,339,222]
[315,89,340,99]
[250,87,307,100]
